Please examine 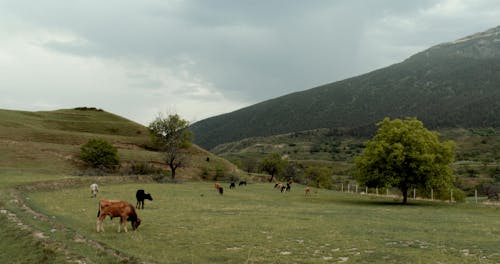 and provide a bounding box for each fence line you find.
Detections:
[335,184,488,204]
